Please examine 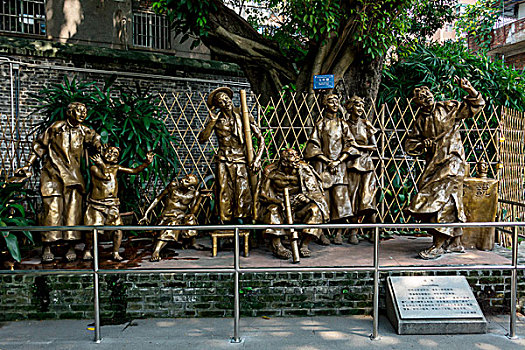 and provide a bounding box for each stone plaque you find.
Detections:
[386,276,487,335]
[391,276,483,319]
